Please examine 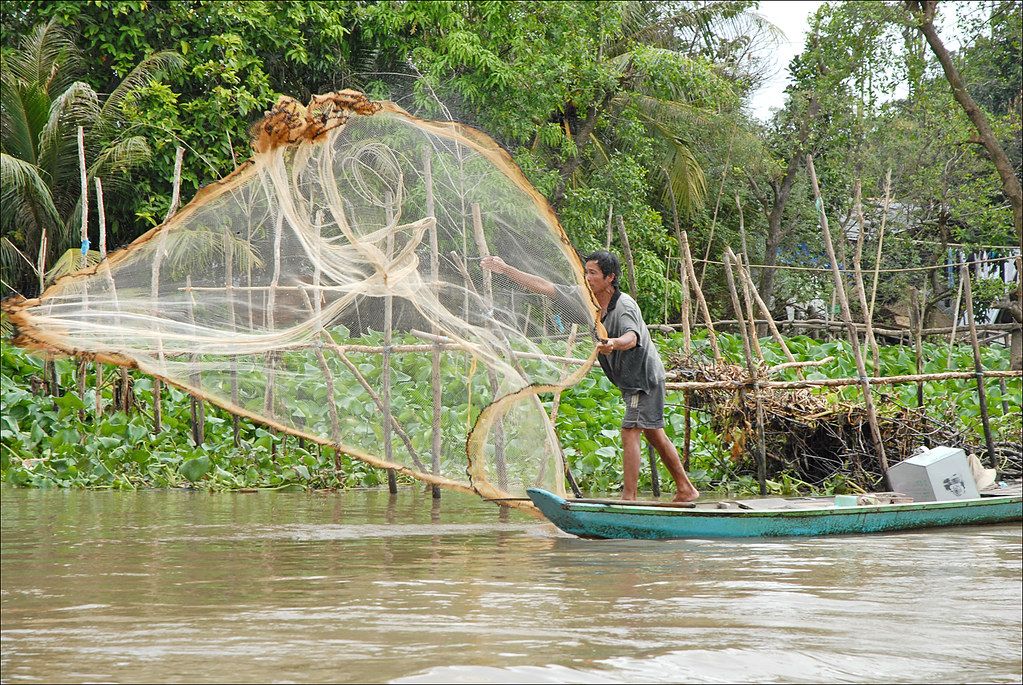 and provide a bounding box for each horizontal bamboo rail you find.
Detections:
[650,320,1021,336]
[665,369,1021,391]
[693,254,1018,275]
